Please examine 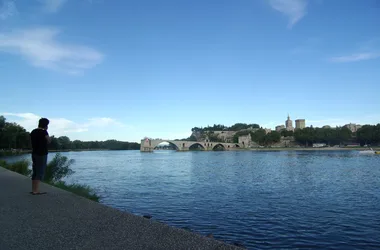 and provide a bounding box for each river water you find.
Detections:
[4,150,380,249]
